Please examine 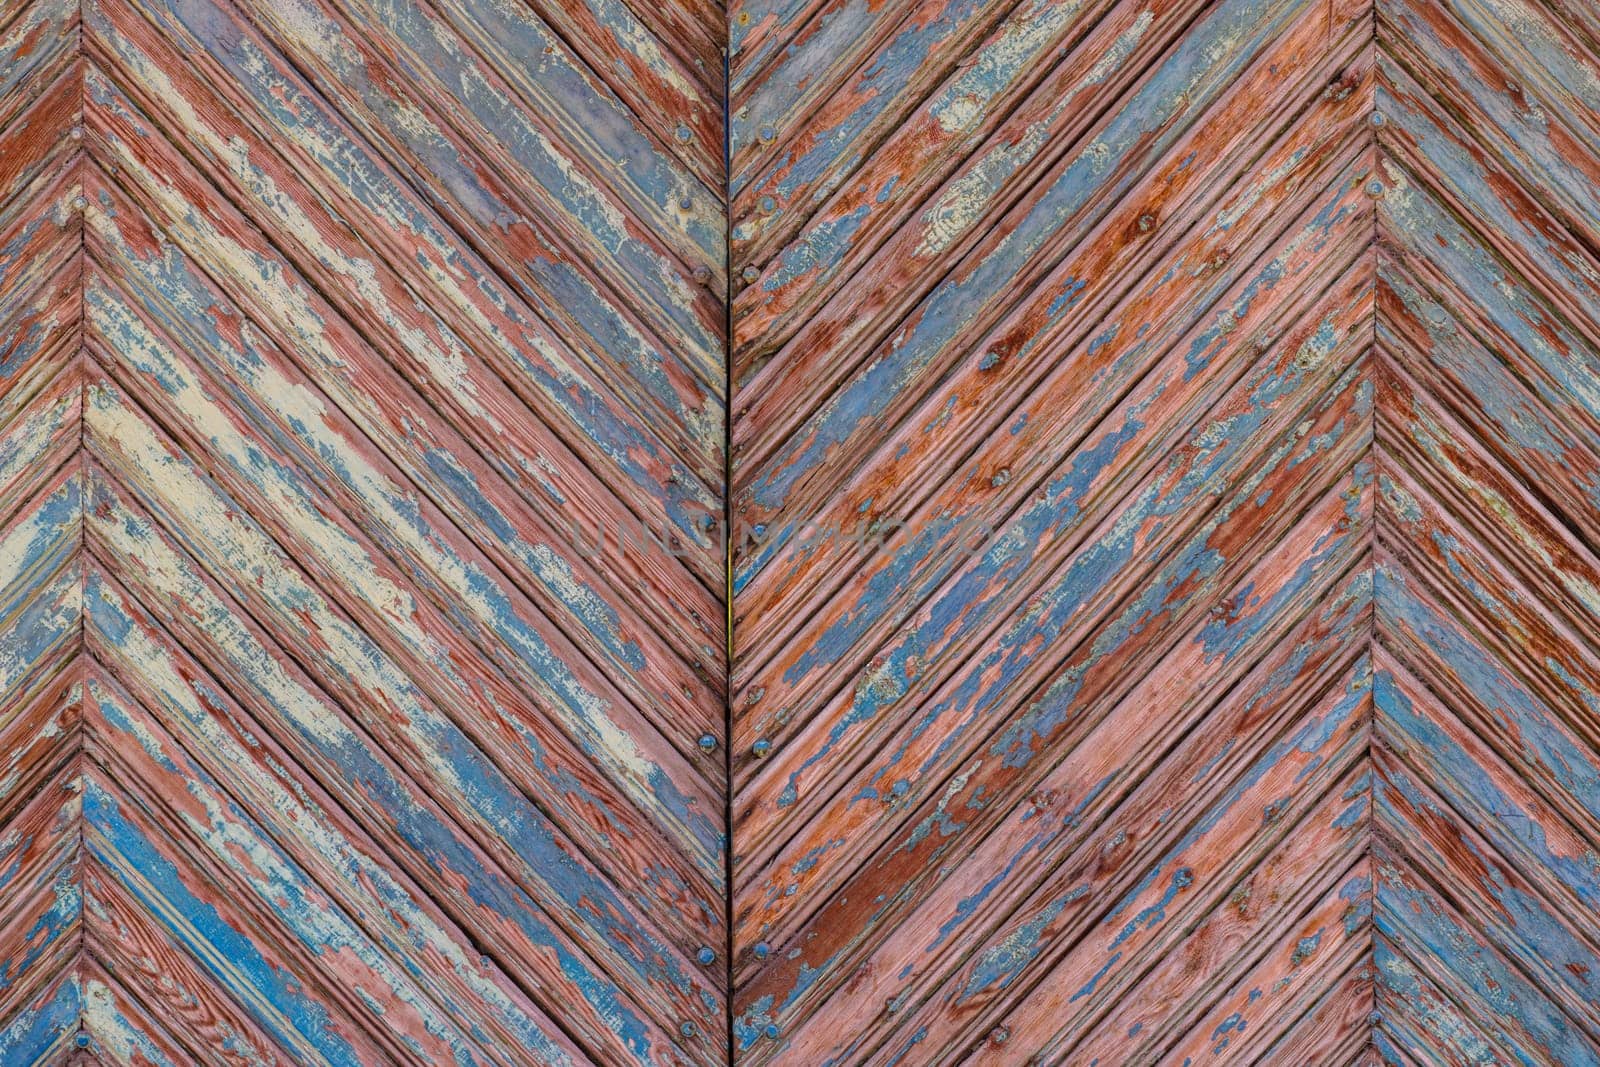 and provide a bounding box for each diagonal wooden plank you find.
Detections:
[729,0,1384,1060]
[2,0,1600,1061]
[1372,2,1600,1059]
[2,0,729,1060]
[0,2,86,1063]
[731,0,1598,1062]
